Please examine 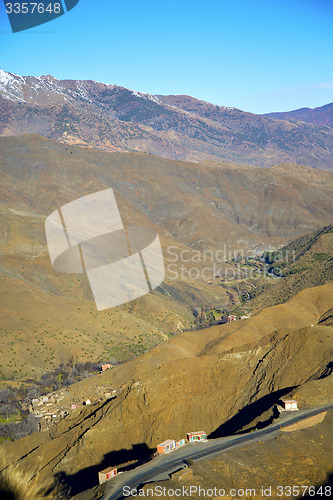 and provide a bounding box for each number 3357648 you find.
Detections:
[5,3,62,14]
